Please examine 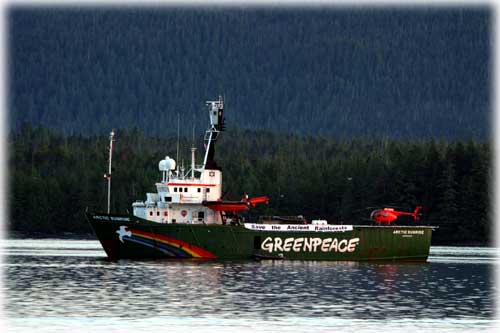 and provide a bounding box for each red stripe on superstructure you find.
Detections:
[156,183,217,187]
[130,228,217,259]
[205,203,249,212]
